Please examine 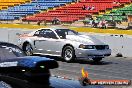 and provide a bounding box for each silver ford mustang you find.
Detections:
[17,27,111,62]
